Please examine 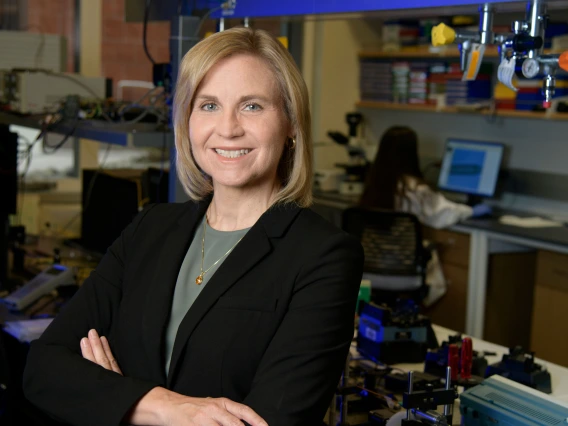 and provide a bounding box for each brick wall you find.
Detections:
[26,0,75,72]
[102,0,170,99]
[25,0,170,99]
[25,2,282,100]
